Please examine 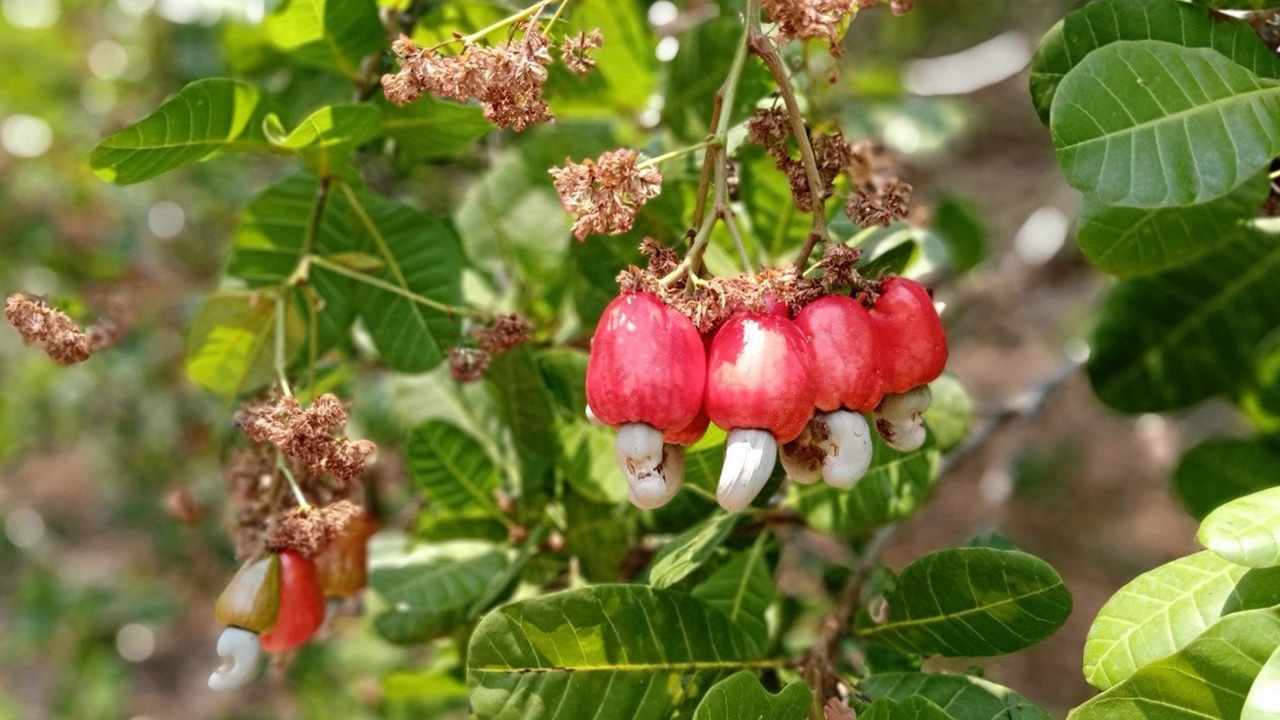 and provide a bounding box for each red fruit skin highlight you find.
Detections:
[260,550,325,652]
[705,313,817,444]
[794,295,884,413]
[586,292,706,432]
[868,277,947,394]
